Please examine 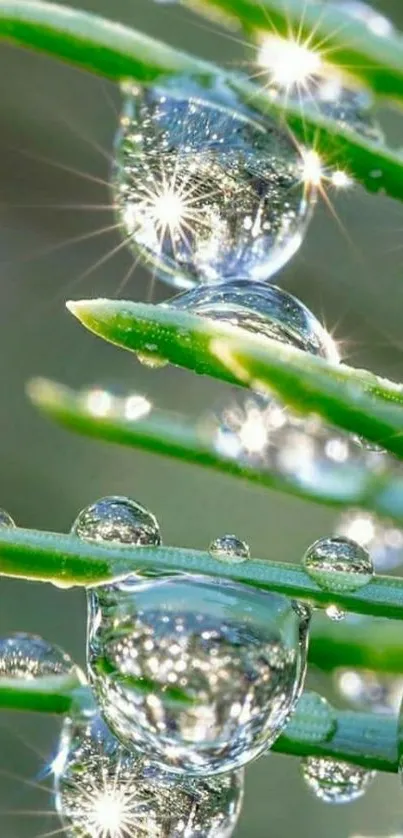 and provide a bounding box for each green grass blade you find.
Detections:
[0,3,402,201]
[66,300,403,460]
[26,376,403,526]
[1,529,403,620]
[0,671,83,713]
[186,0,403,100]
